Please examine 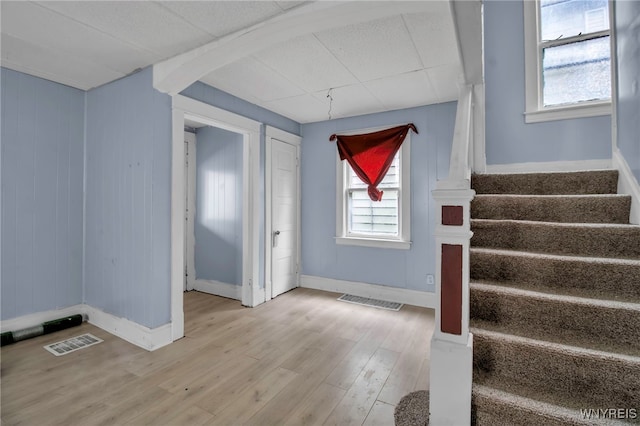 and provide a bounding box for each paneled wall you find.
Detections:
[194,126,243,285]
[615,0,640,183]
[1,68,85,320]
[84,67,172,329]
[300,102,456,292]
[484,0,611,166]
[181,81,300,289]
